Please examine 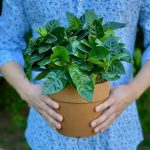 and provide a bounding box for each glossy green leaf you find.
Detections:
[50,46,70,66]
[103,22,126,31]
[78,62,93,71]
[42,69,68,94]
[38,45,51,54]
[65,71,76,89]
[79,13,85,26]
[44,34,57,44]
[25,38,37,55]
[66,12,82,30]
[34,70,50,80]
[45,20,61,32]
[85,9,98,26]
[88,46,110,61]
[76,30,89,40]
[66,40,87,59]
[103,36,119,50]
[81,39,92,48]
[108,60,126,75]
[37,56,50,67]
[29,54,45,65]
[90,20,104,38]
[68,64,94,101]
[120,49,132,63]
[102,71,120,81]
[37,27,47,36]
[52,27,66,43]
[110,53,131,64]
[77,43,91,53]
